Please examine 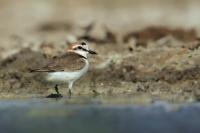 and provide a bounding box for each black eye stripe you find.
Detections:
[75,46,88,52]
